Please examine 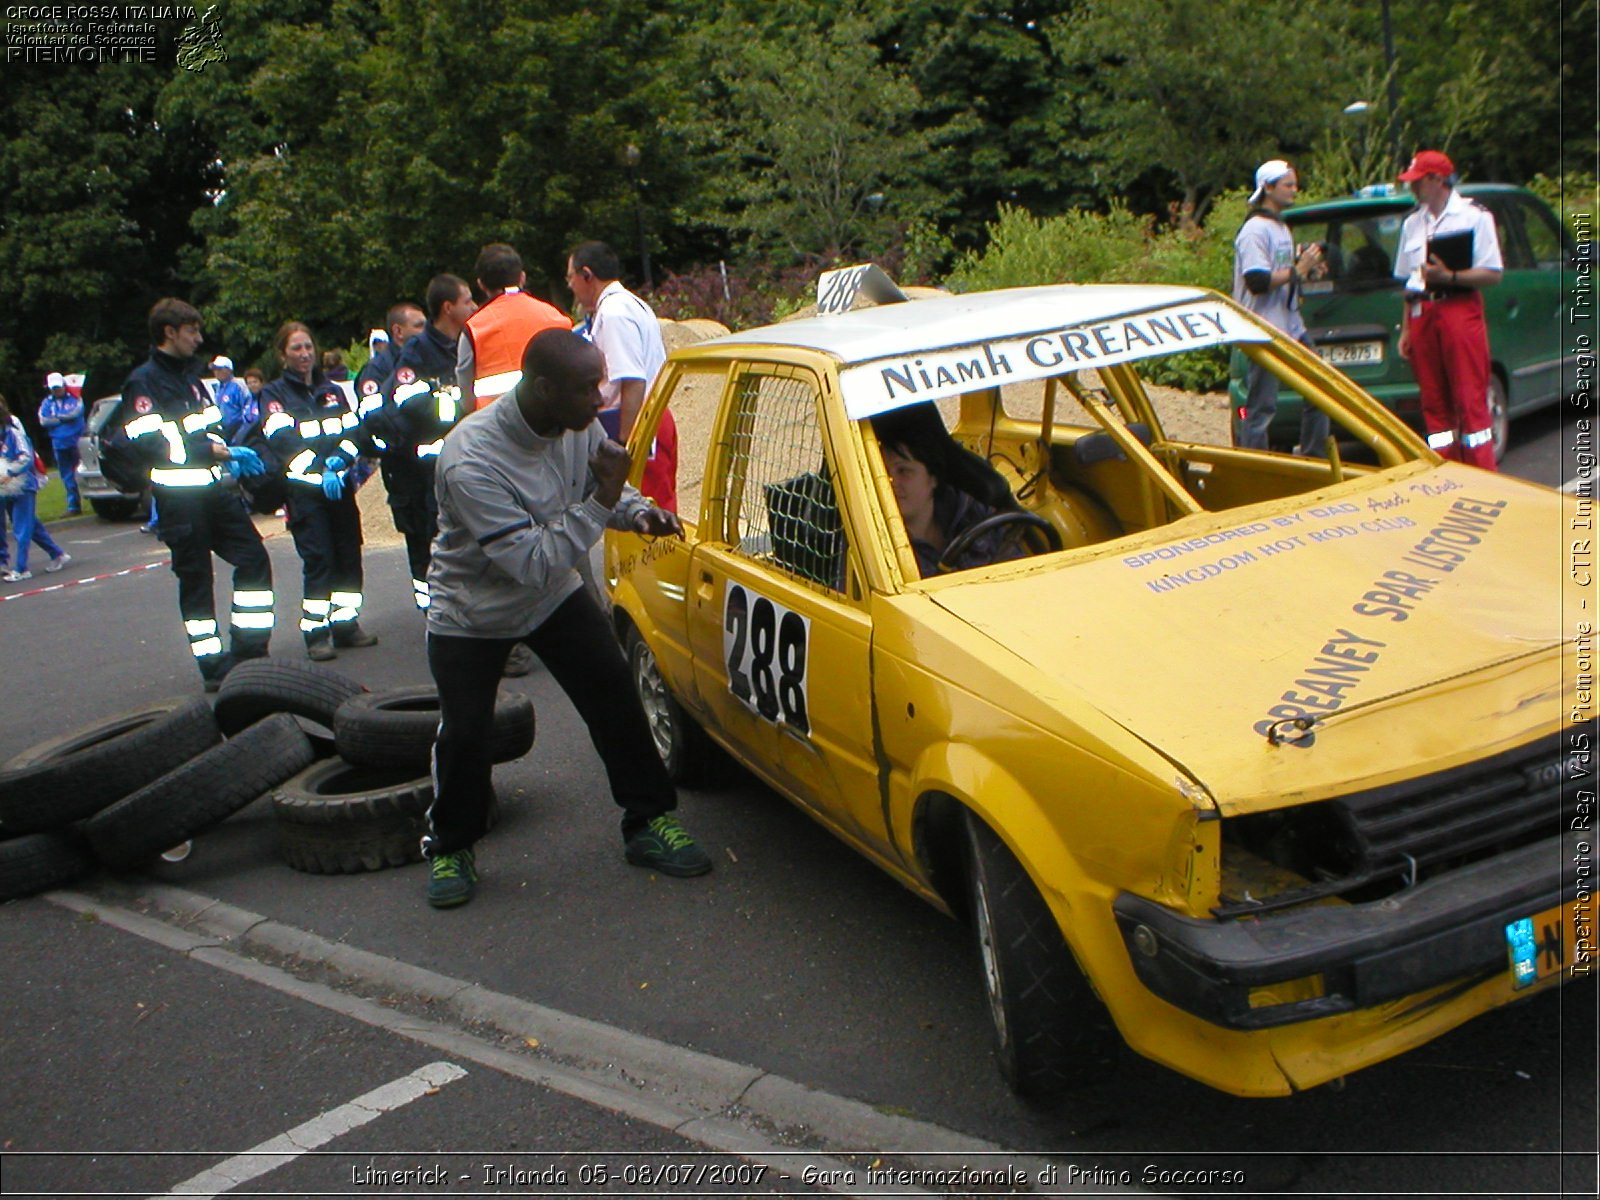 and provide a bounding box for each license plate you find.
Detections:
[1505,901,1582,988]
[1317,341,1384,367]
